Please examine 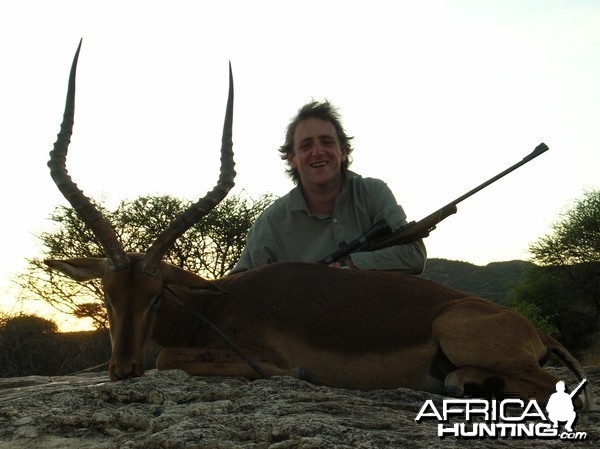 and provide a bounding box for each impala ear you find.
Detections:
[161,263,230,295]
[45,258,109,281]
